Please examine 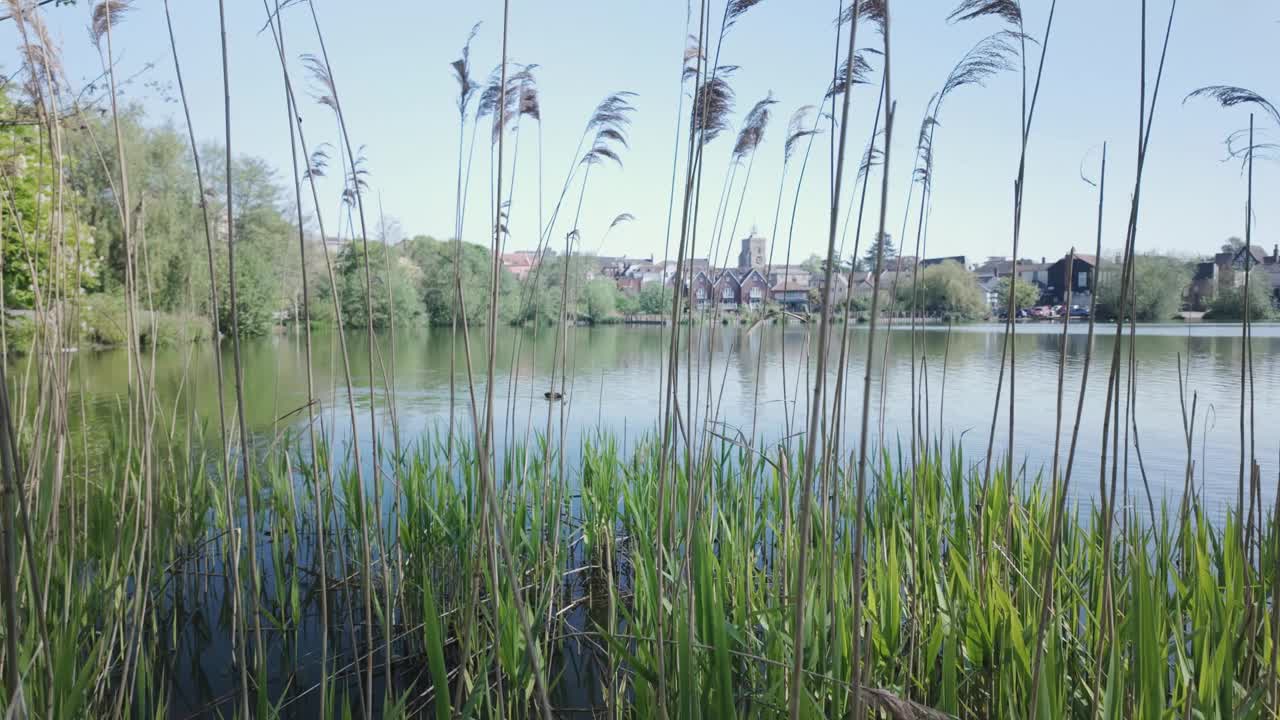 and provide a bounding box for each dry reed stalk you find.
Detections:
[214,1,267,701]
[300,4,391,709]
[850,3,892,718]
[257,0,329,710]
[1030,167,1101,710]
[749,103,819,442]
[262,7,375,712]
[1091,0,1177,697]
[788,3,860,717]
[654,4,710,714]
[473,3,554,716]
